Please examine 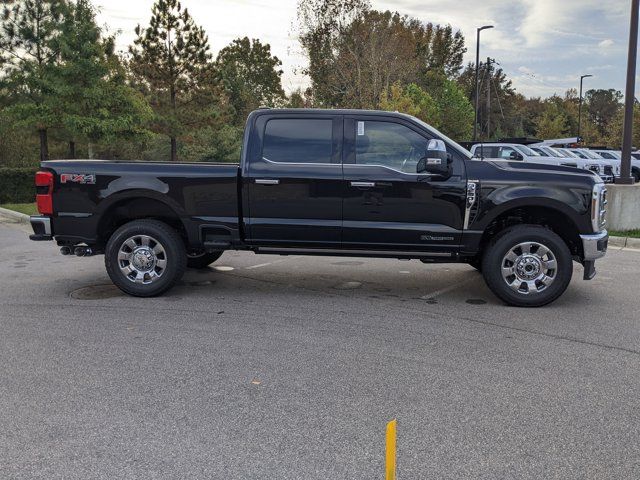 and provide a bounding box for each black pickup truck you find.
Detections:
[29,109,608,307]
